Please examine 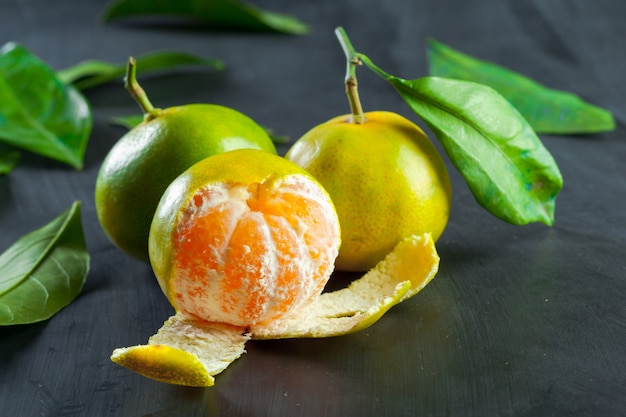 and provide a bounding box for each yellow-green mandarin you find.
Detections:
[287,111,451,271]
[95,104,276,261]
